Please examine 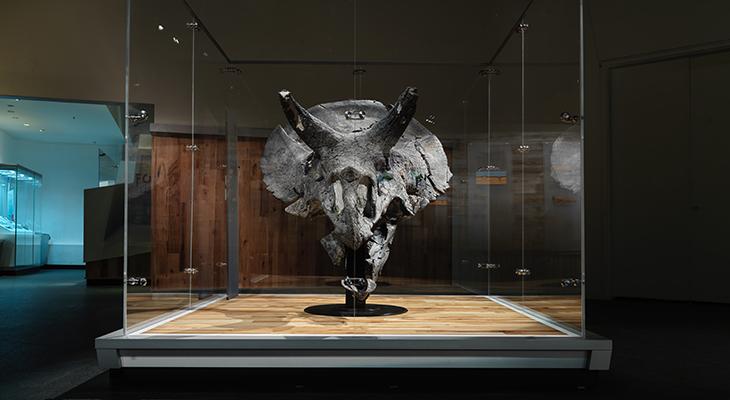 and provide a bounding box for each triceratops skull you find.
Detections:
[261,87,452,301]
